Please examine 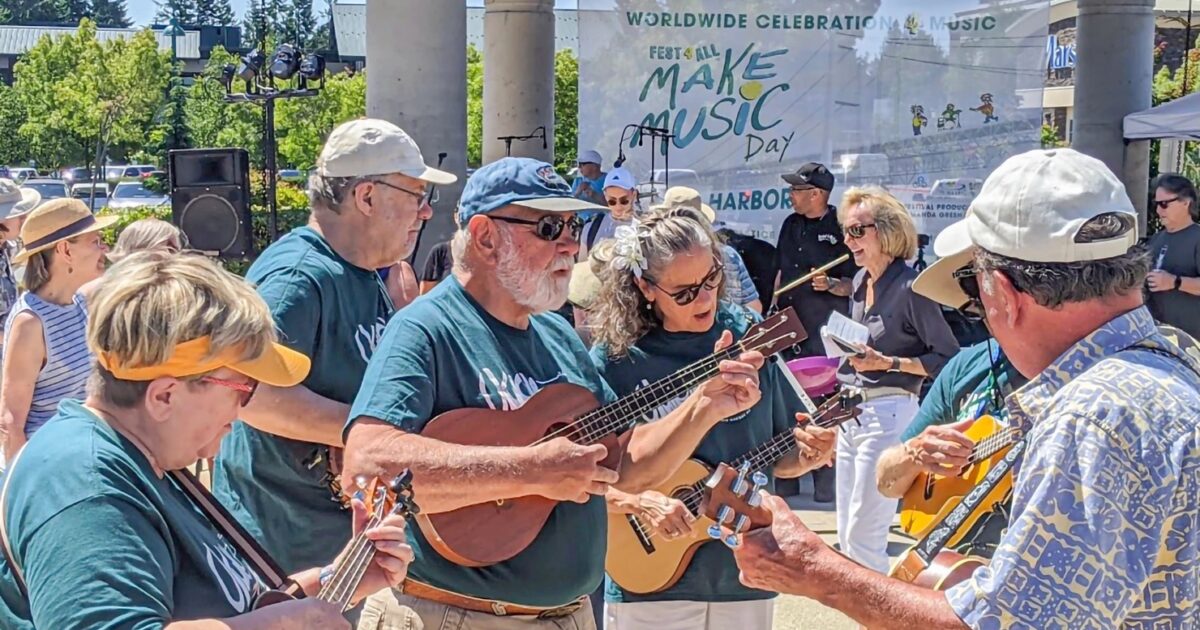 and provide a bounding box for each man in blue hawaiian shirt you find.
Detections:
[731,148,1200,629]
